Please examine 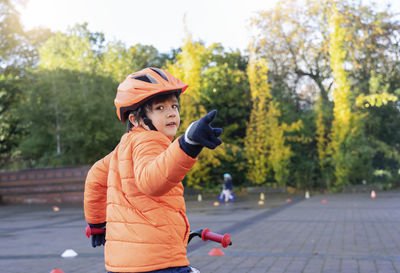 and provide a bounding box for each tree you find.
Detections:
[245,53,302,186]
[17,69,121,168]
[100,42,171,82]
[38,23,102,72]
[166,33,224,189]
[244,56,271,185]
[198,44,251,186]
[342,1,400,95]
[0,0,27,74]
[15,24,123,167]
[249,0,335,188]
[250,0,400,189]
[0,0,52,168]
[166,33,251,189]
[0,75,23,167]
[3,21,177,169]
[315,95,333,187]
[355,73,399,187]
[200,44,250,145]
[250,0,334,106]
[328,3,399,189]
[328,4,357,188]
